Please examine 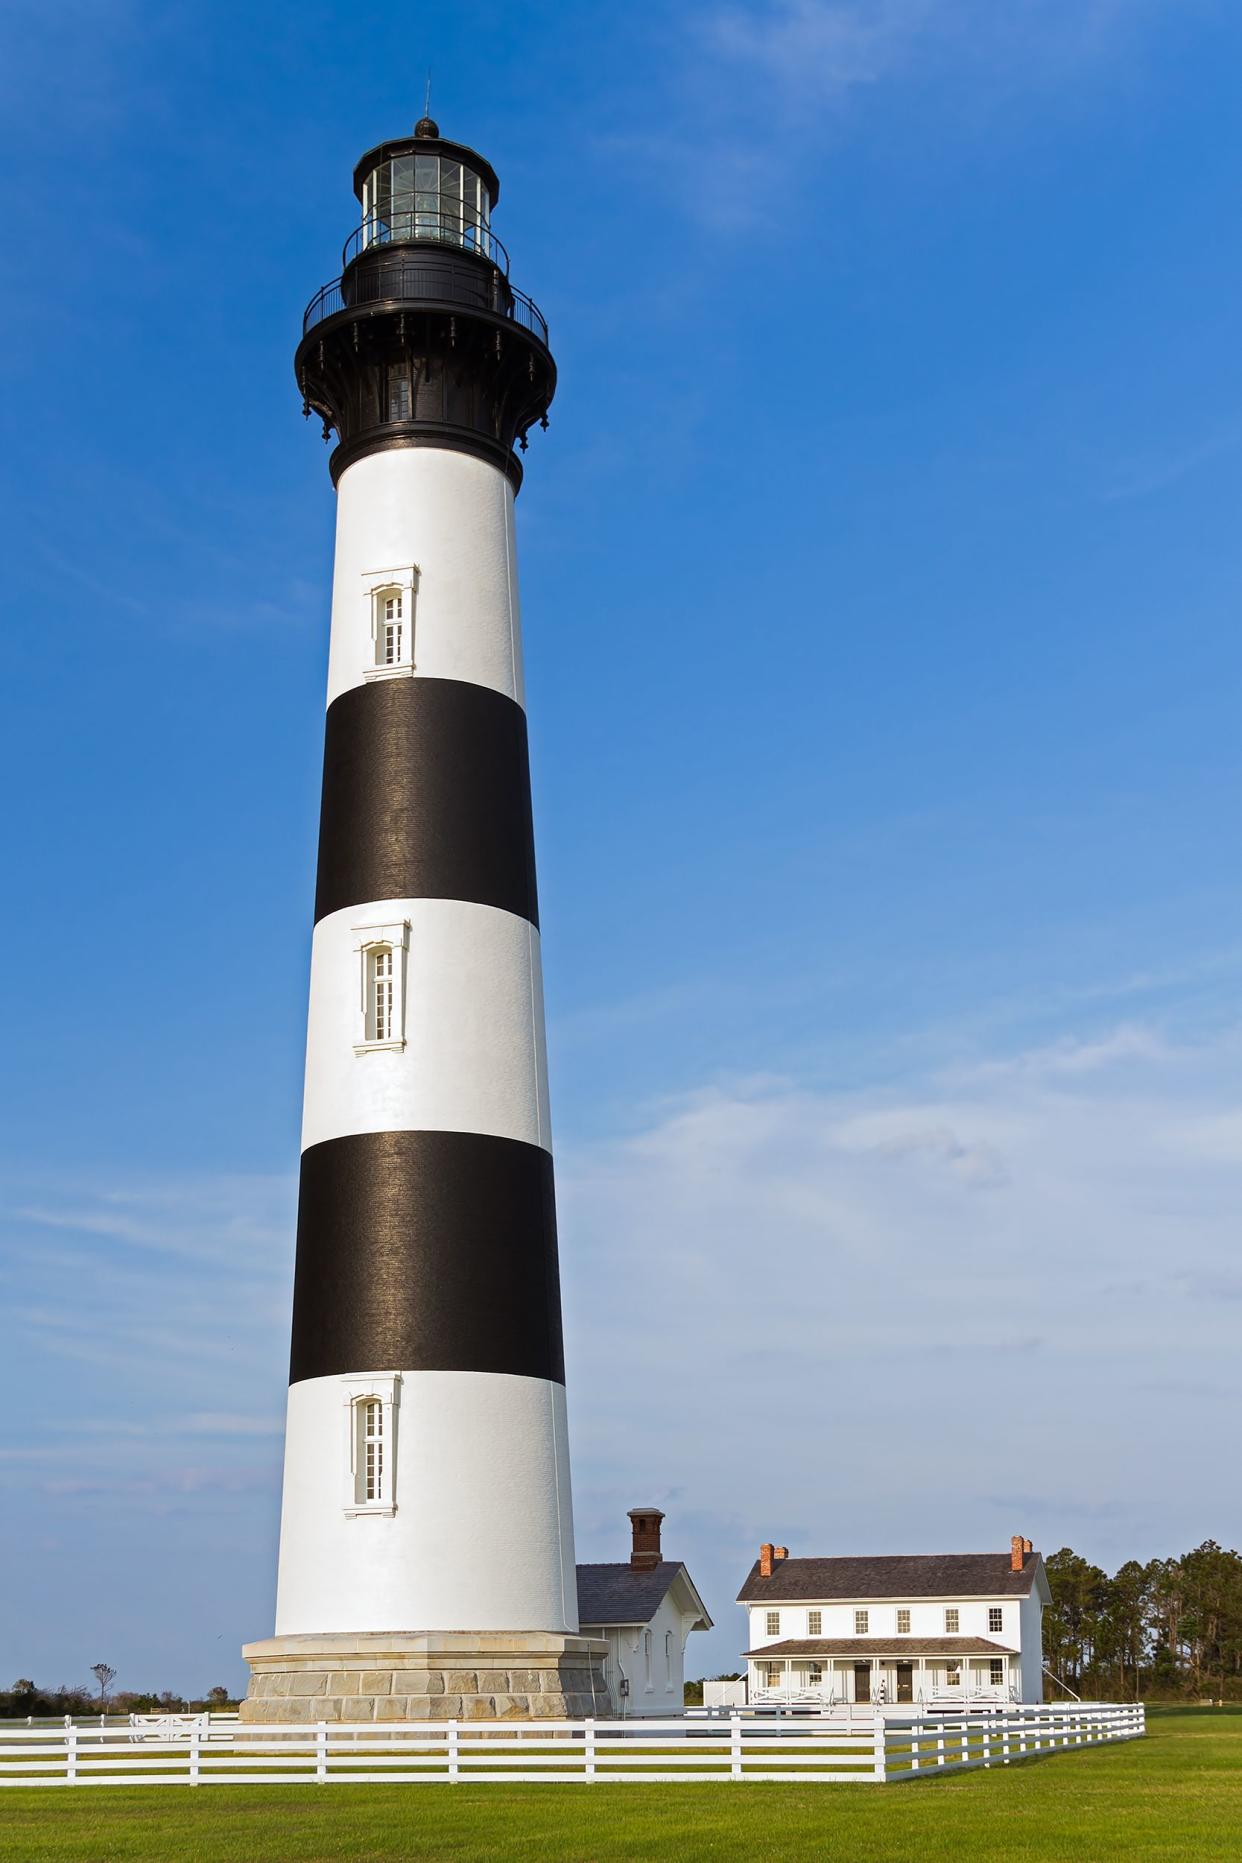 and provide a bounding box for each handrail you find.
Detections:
[342,211,510,274]
[303,255,548,348]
